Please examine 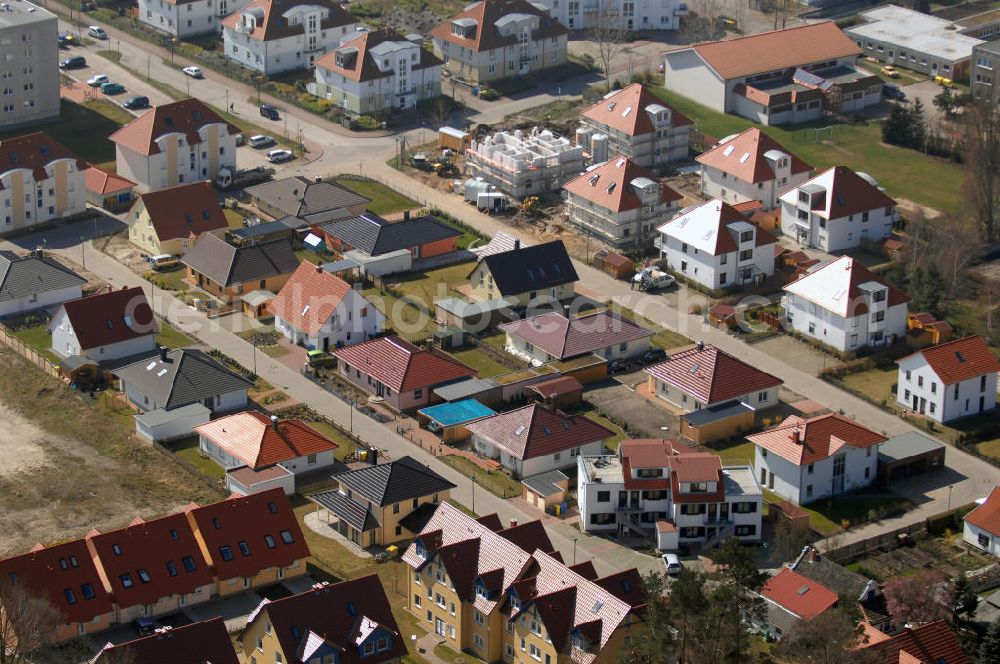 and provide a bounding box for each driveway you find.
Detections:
[749,335,835,376]
[902,79,949,123]
[584,380,679,439]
